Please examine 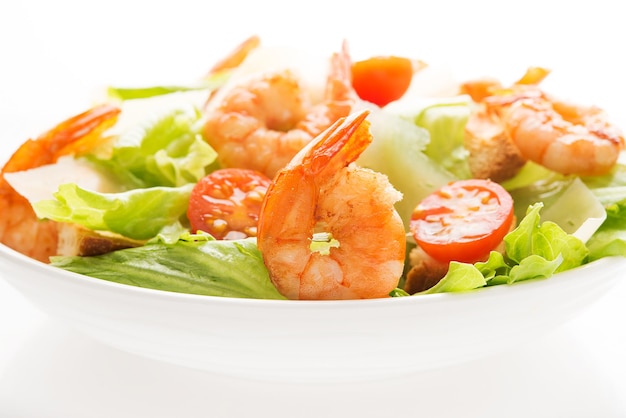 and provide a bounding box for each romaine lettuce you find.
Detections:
[106,71,229,101]
[586,202,626,260]
[412,98,473,179]
[51,236,286,300]
[385,95,472,178]
[357,104,456,228]
[93,104,217,189]
[33,183,193,240]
